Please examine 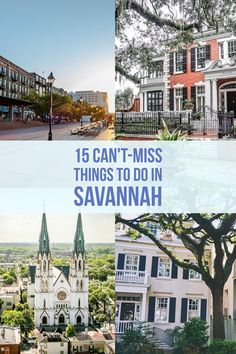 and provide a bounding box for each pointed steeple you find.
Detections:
[38,213,50,256]
[73,214,85,256]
